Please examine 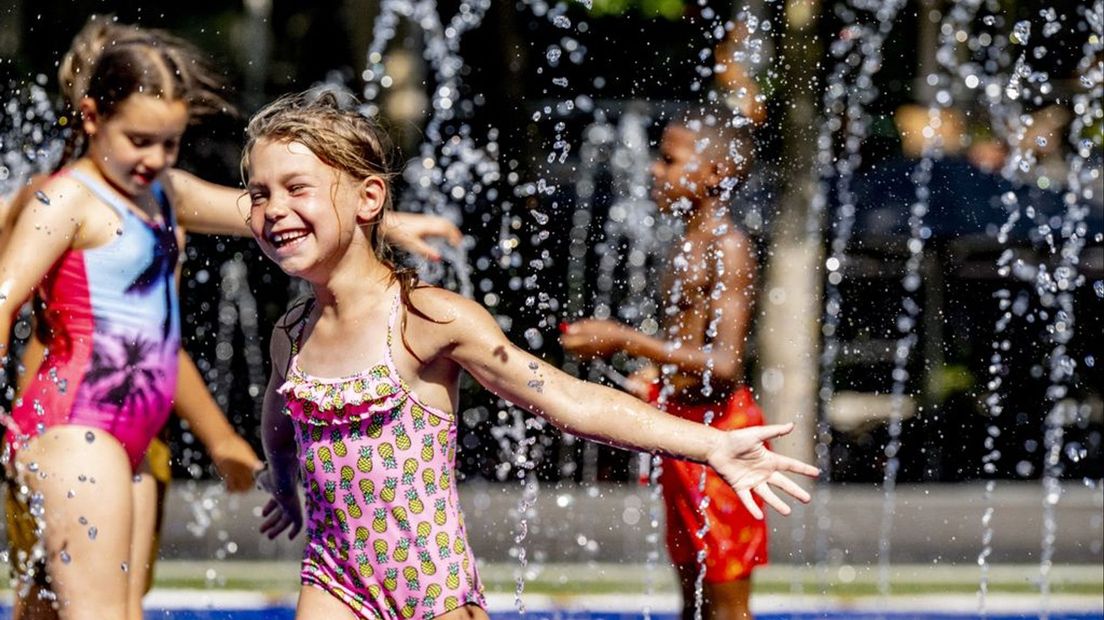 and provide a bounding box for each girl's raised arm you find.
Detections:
[420,289,818,519]
[0,178,85,347]
[167,169,462,261]
[166,169,252,236]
